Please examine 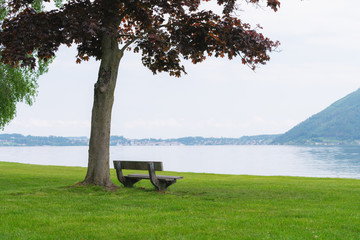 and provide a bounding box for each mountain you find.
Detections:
[273,88,360,145]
